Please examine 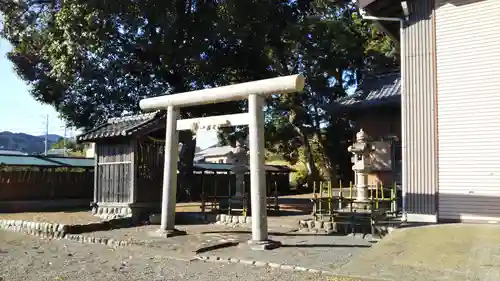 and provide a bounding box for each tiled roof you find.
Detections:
[77,111,163,142]
[193,163,294,173]
[194,145,233,162]
[335,72,400,108]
